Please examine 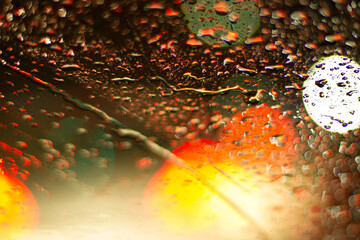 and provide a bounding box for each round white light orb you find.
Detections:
[302,55,360,133]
